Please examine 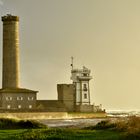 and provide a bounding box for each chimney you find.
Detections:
[1,14,20,88]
